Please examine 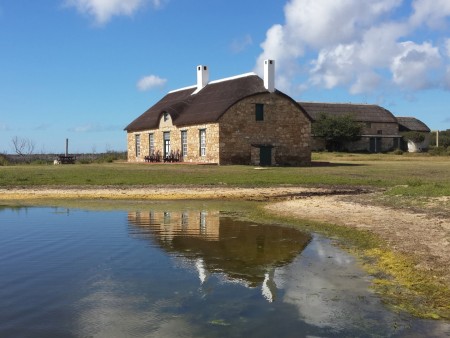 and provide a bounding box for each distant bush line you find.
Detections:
[0,151,127,166]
